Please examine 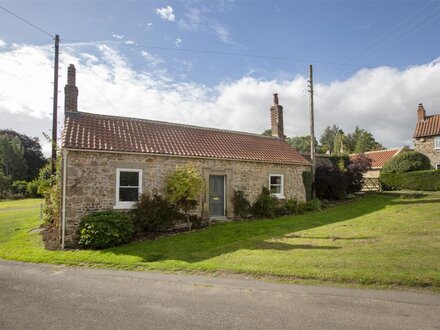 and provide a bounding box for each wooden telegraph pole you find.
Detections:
[51,34,60,174]
[308,64,316,199]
